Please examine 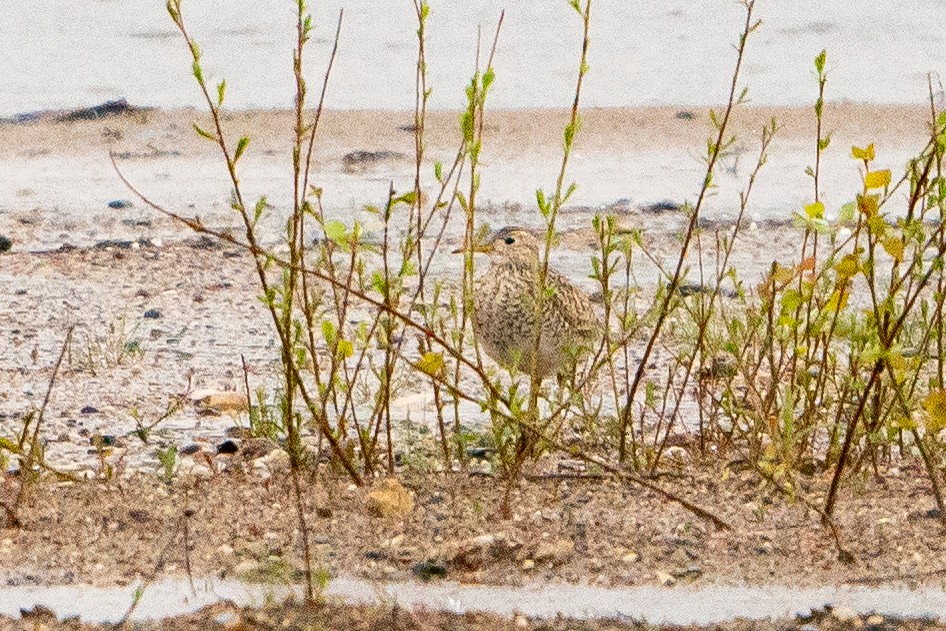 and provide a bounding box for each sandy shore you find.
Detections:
[0,103,935,248]
[2,103,946,606]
